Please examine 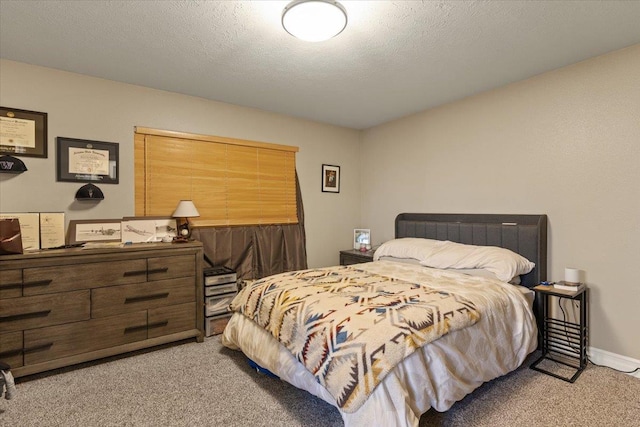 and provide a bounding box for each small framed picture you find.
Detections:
[121,216,178,243]
[68,219,122,244]
[353,228,371,250]
[322,164,340,193]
